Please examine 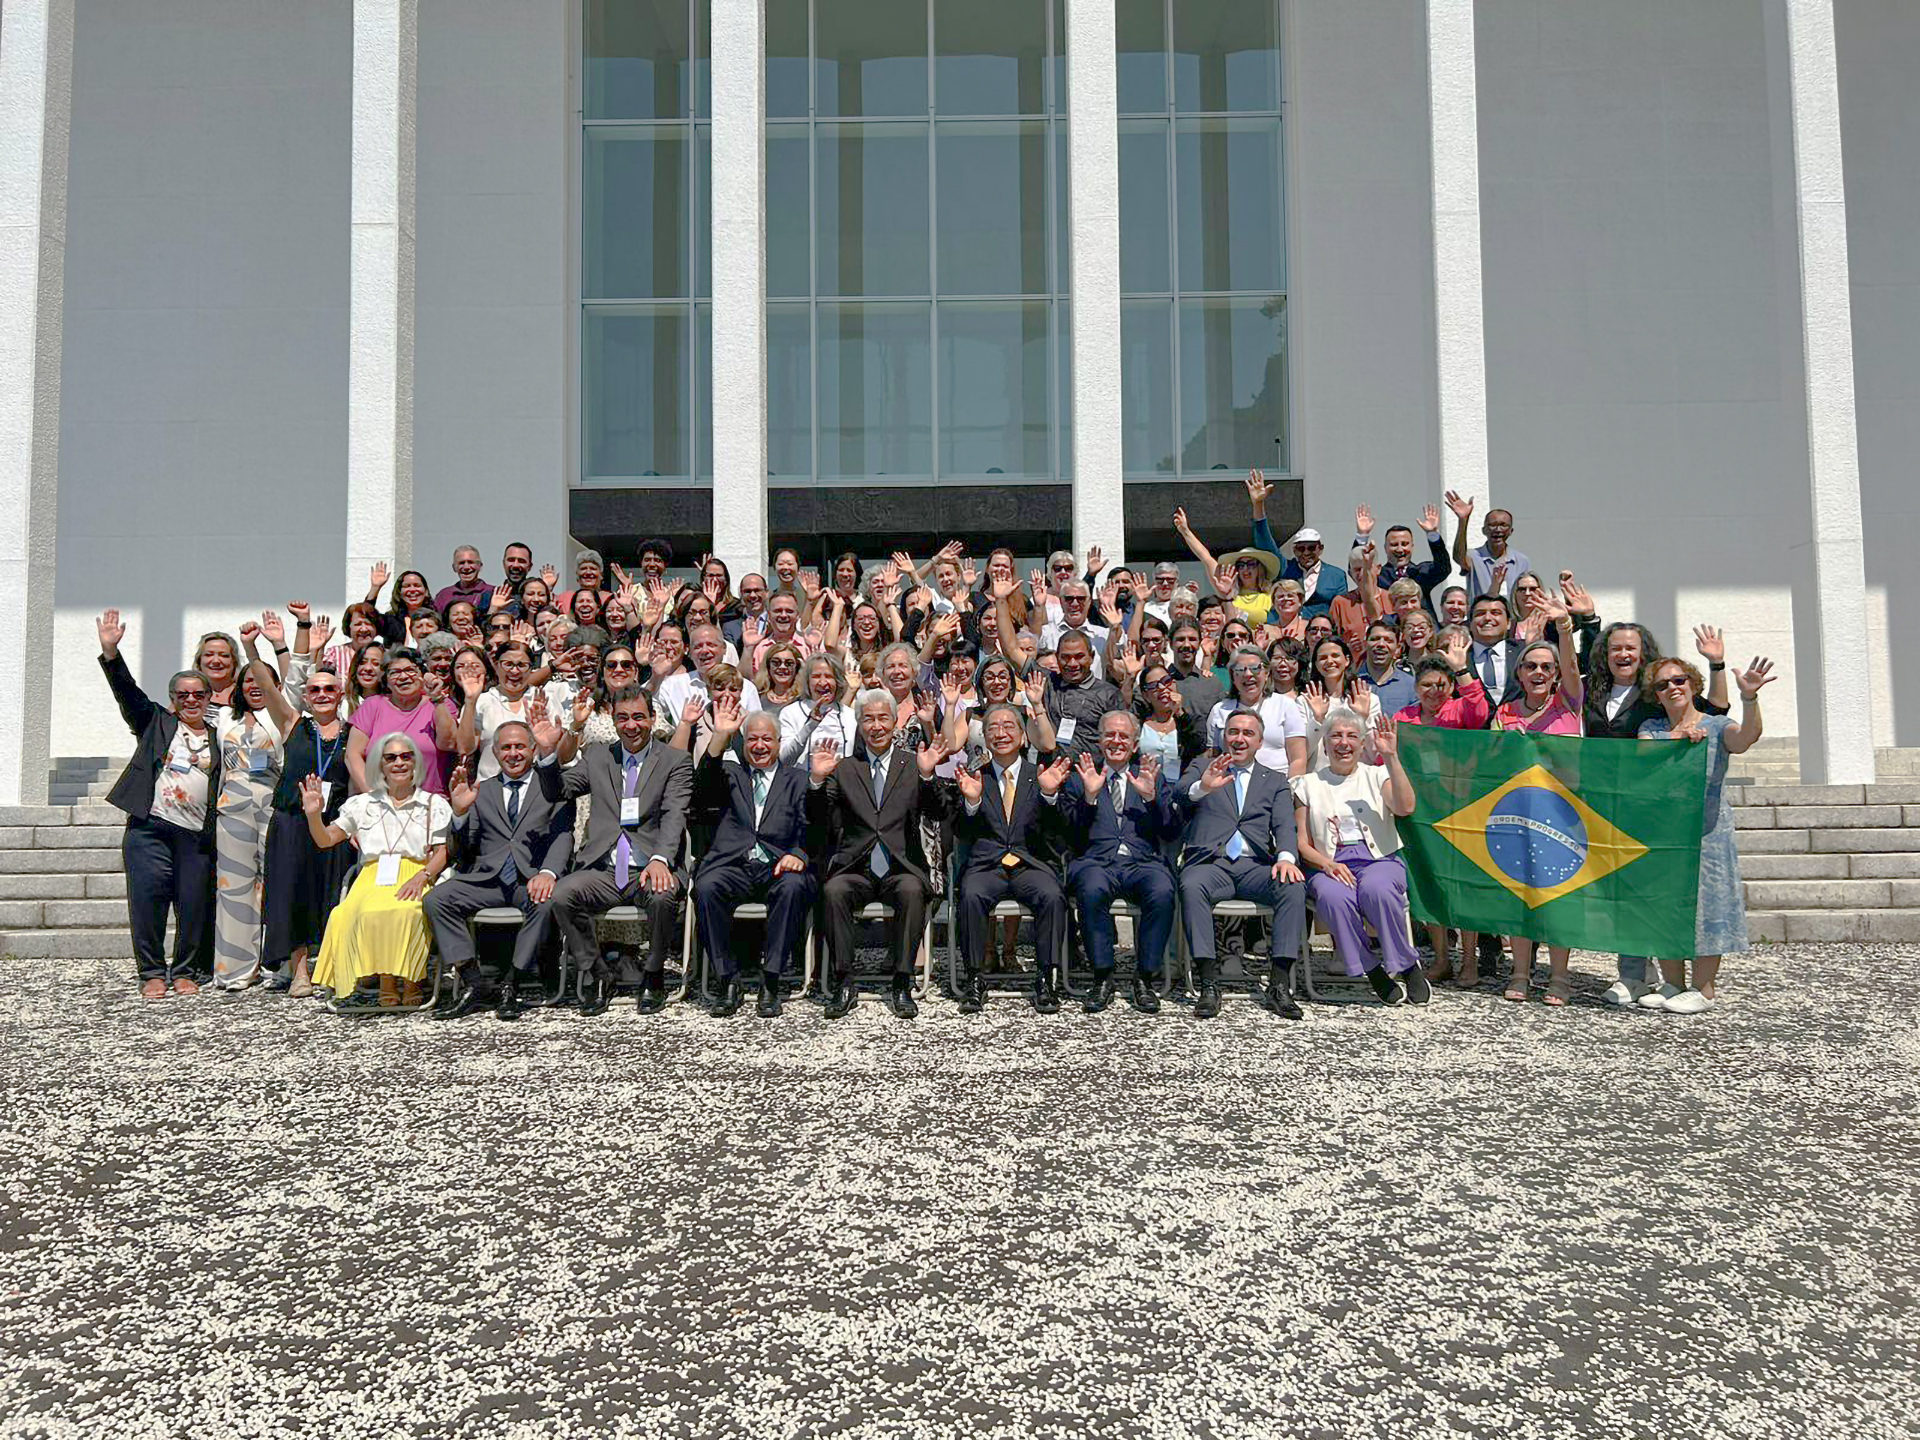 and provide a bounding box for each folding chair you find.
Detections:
[325,858,449,1016]
[810,901,935,1000]
[1172,897,1296,1007]
[464,907,572,1008]
[942,852,1071,999]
